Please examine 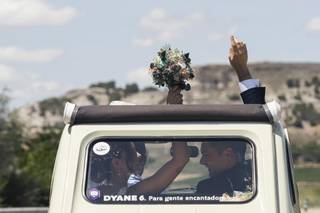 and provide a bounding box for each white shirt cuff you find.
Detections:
[239,79,261,93]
